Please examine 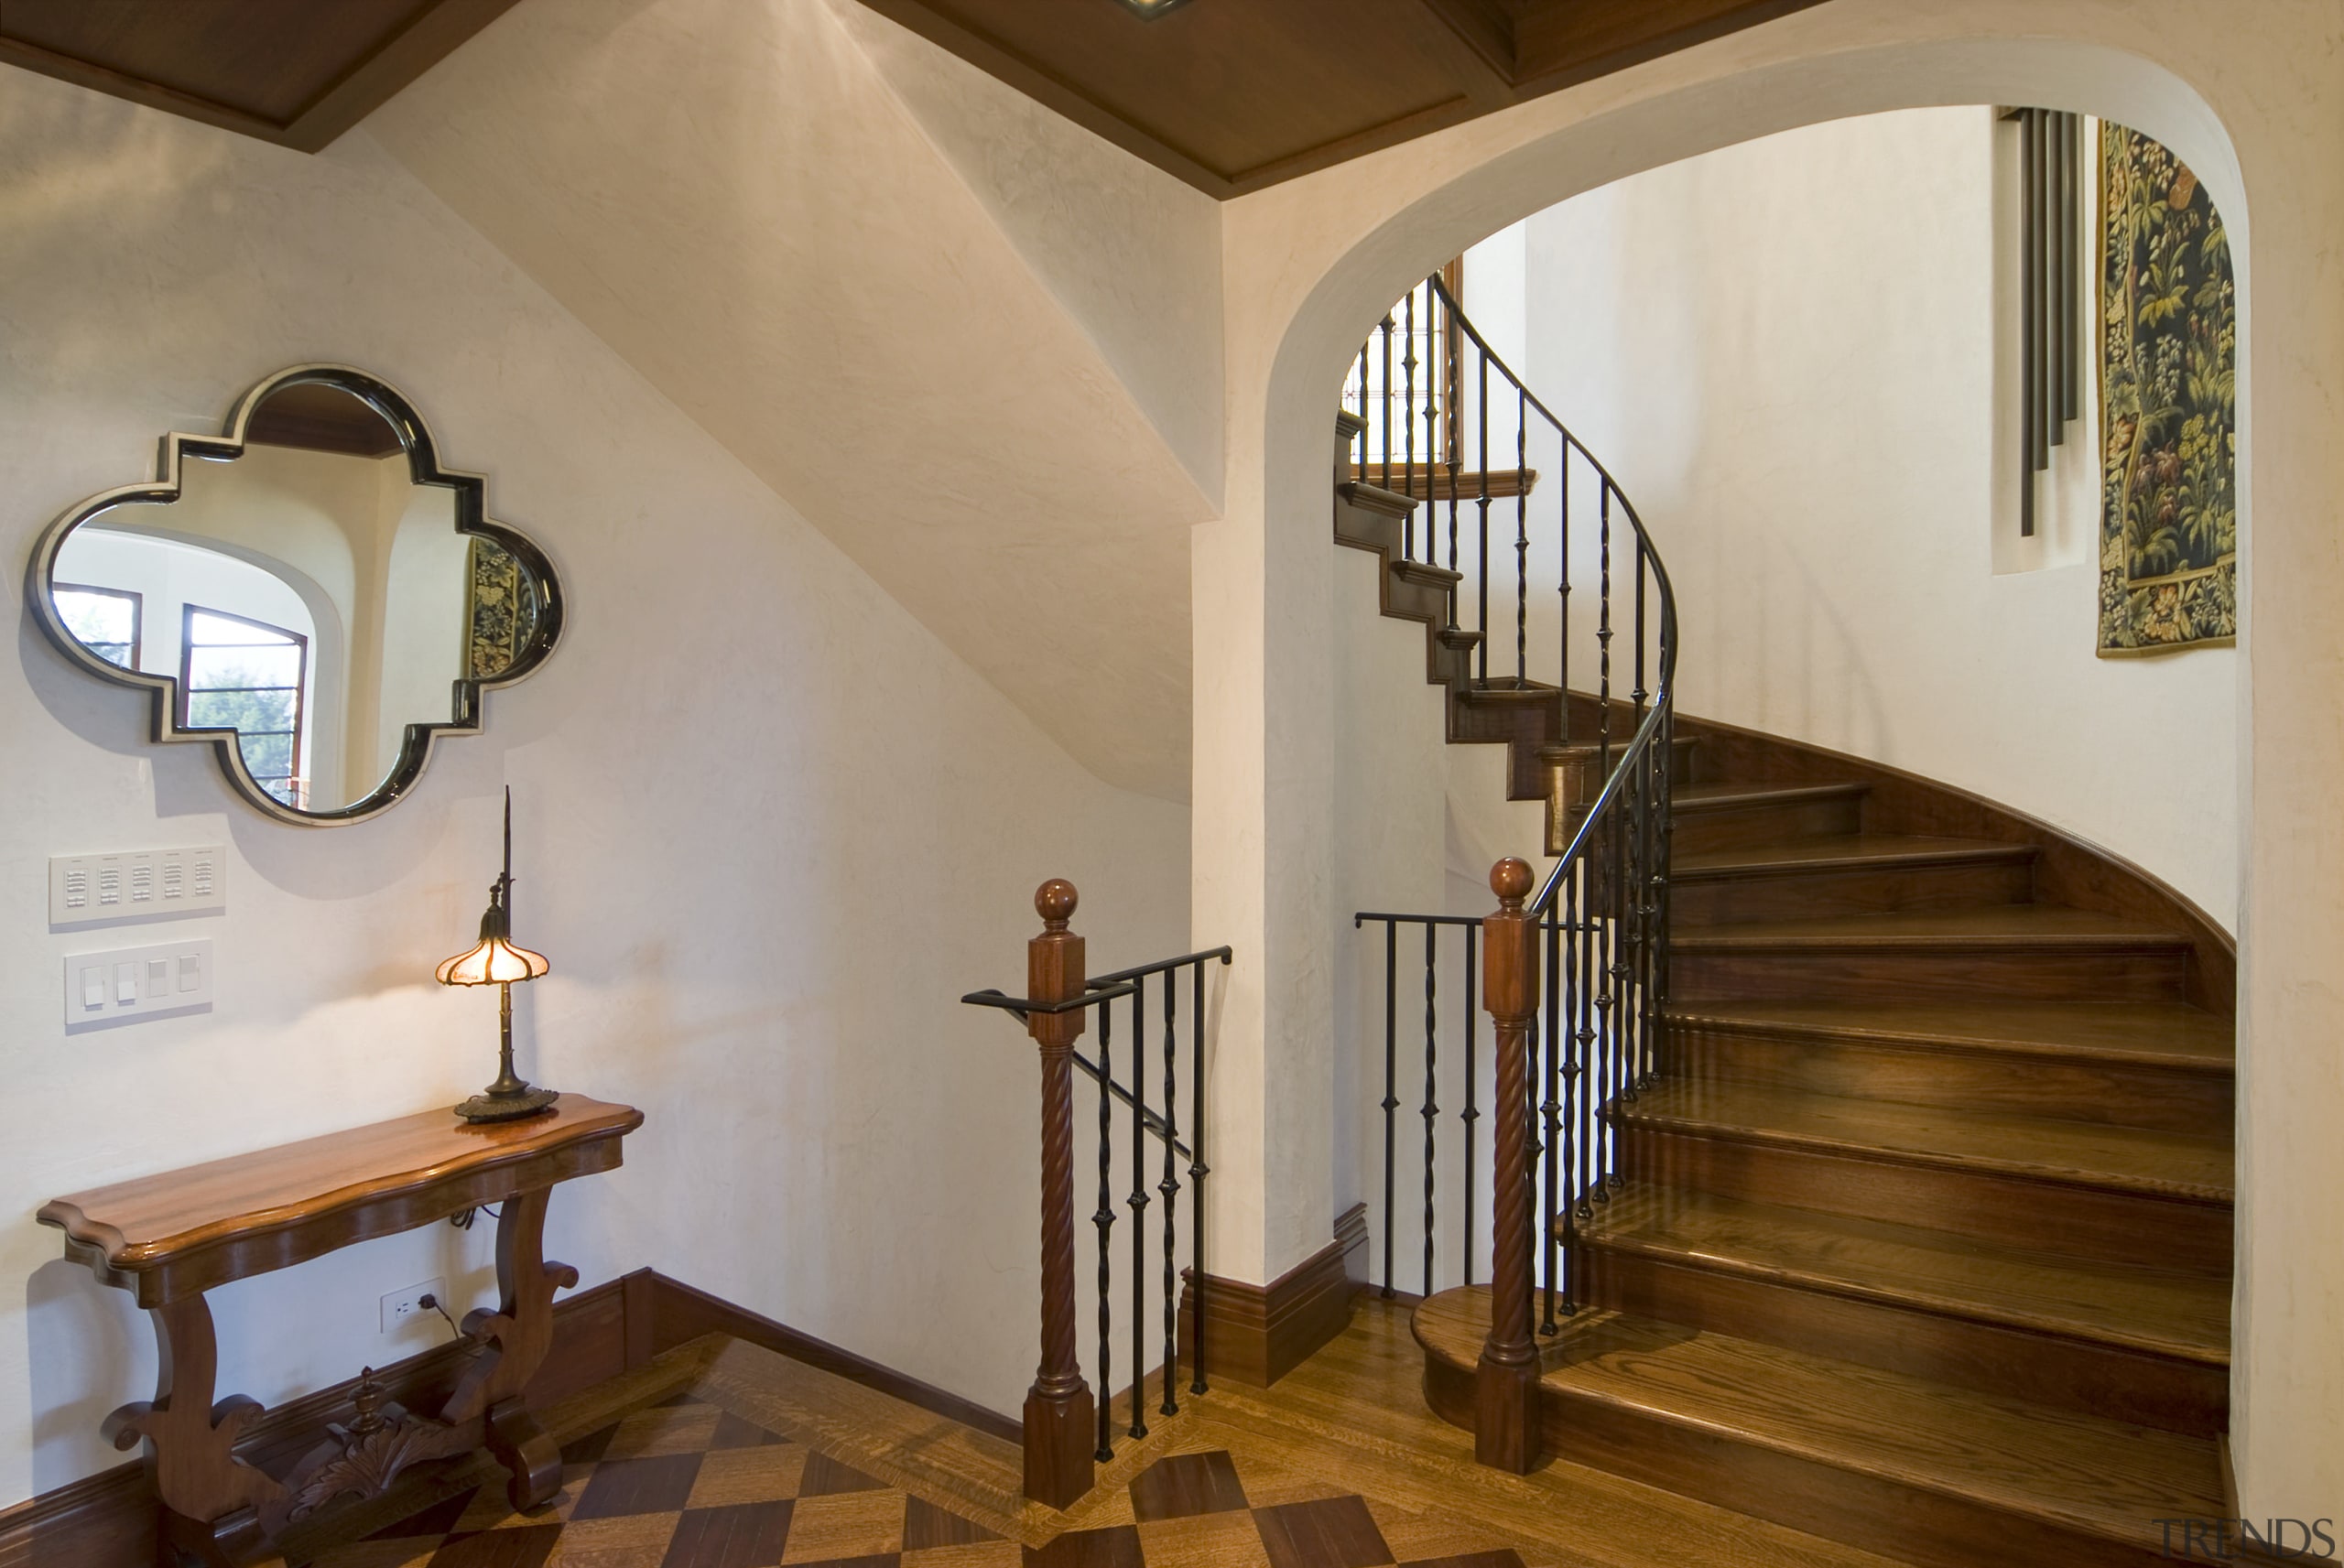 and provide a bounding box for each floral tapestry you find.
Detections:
[2097,124,2236,654]
[465,538,538,680]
